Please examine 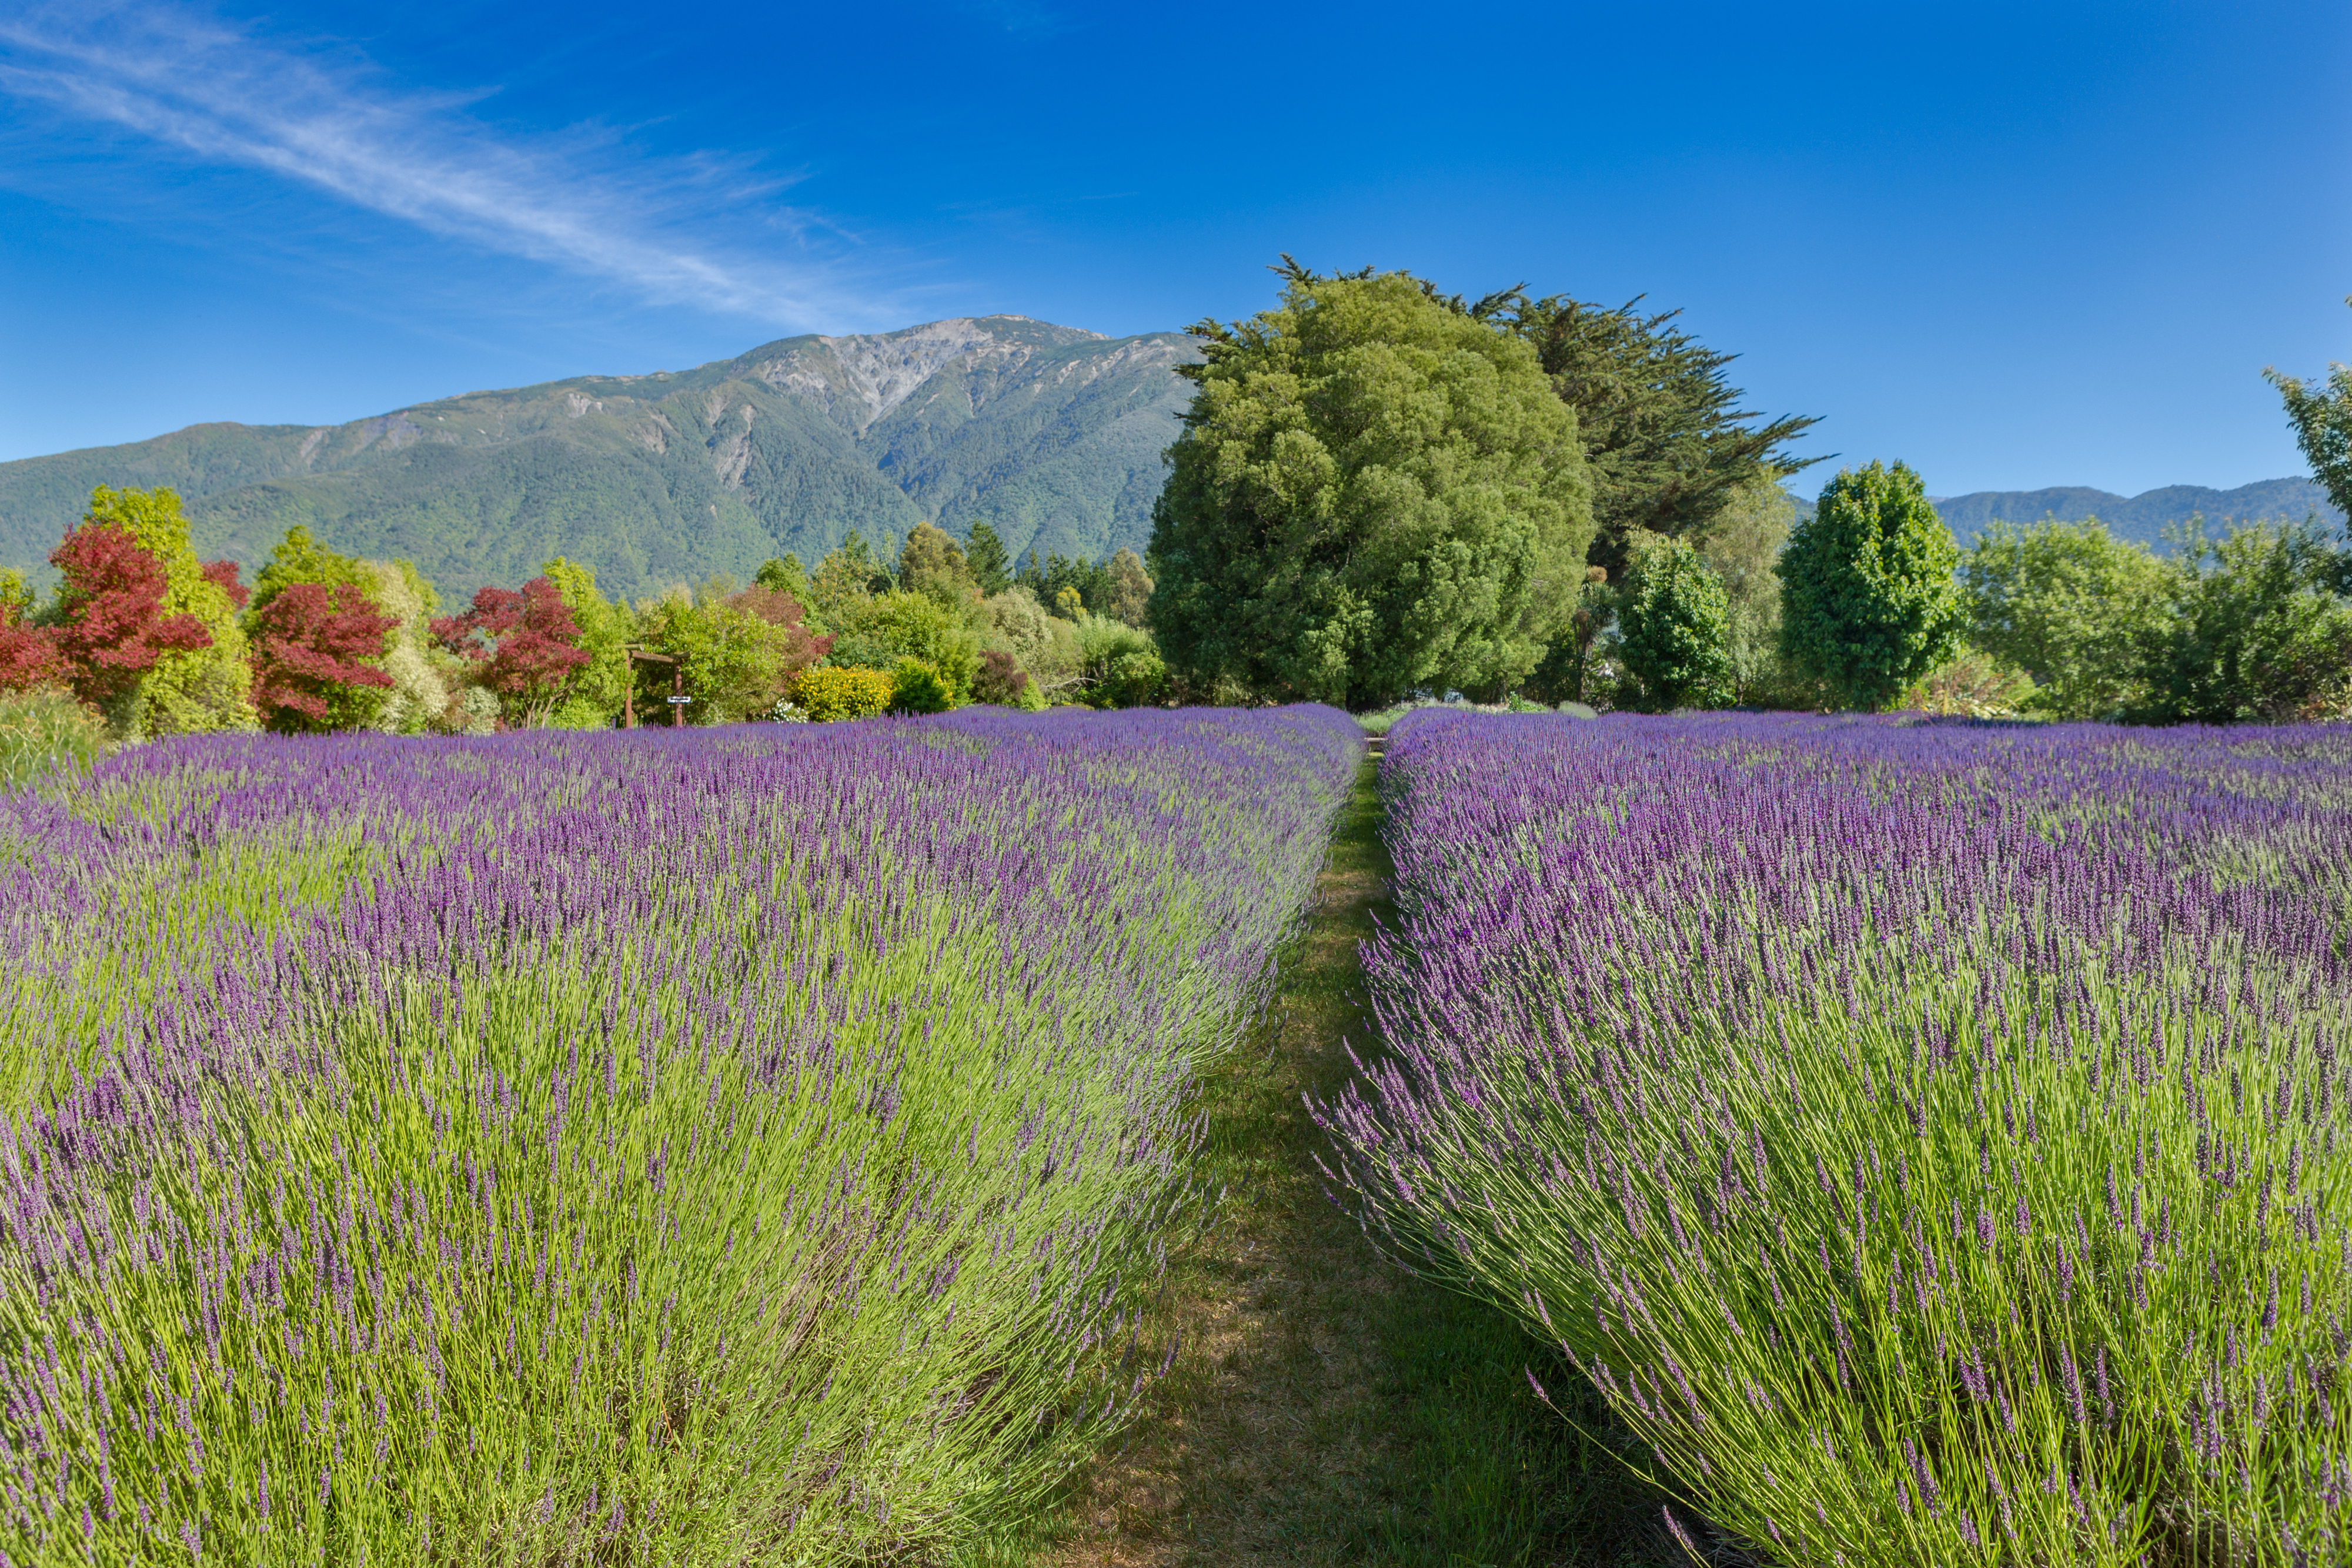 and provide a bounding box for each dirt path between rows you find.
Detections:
[1036,754,1675,1568]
